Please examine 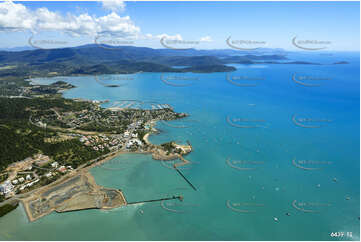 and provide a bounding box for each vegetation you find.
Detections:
[0,173,8,183]
[0,202,19,217]
[0,97,92,120]
[43,139,106,168]
[0,97,105,172]
[0,46,239,82]
[161,142,174,152]
[0,120,46,171]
